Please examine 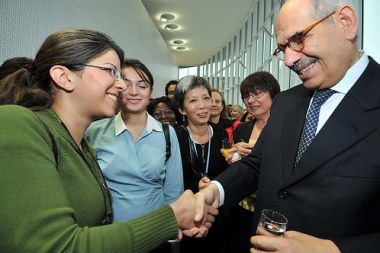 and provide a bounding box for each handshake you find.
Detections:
[169,183,220,239]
